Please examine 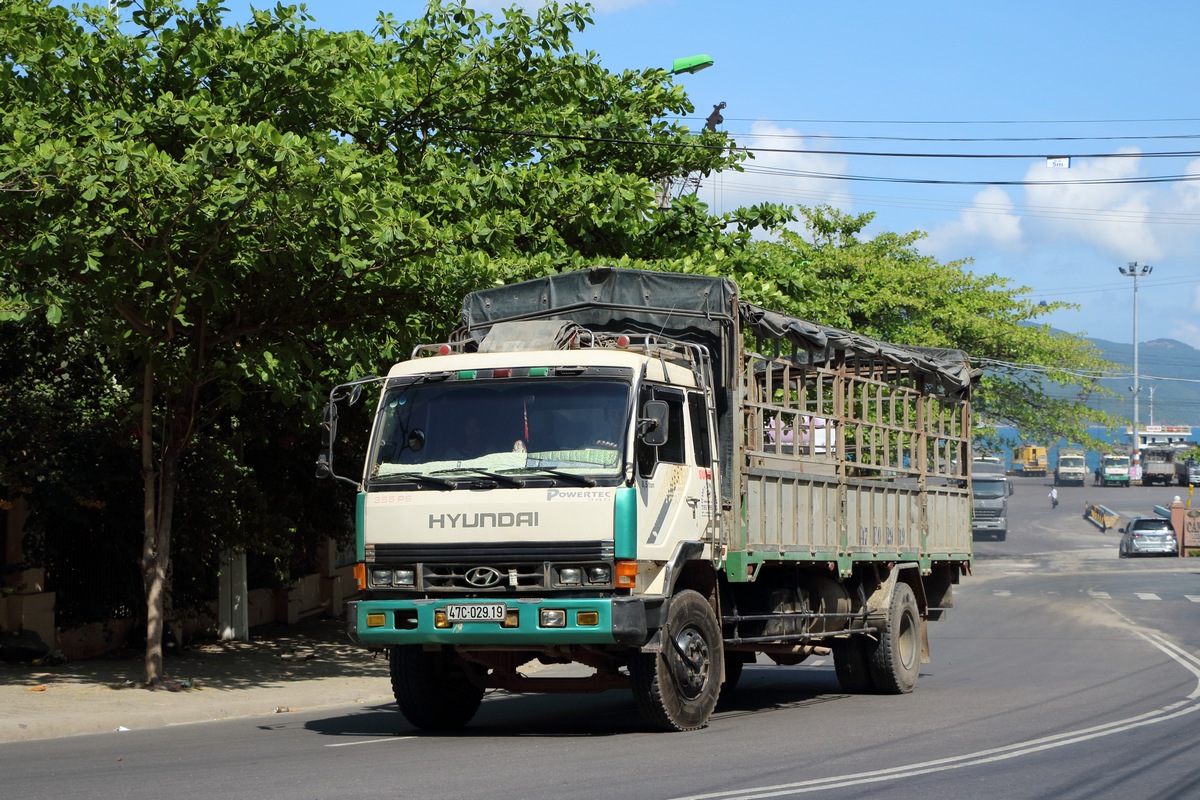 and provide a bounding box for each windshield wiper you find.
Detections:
[432,468,527,488]
[515,467,597,487]
[373,471,458,489]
